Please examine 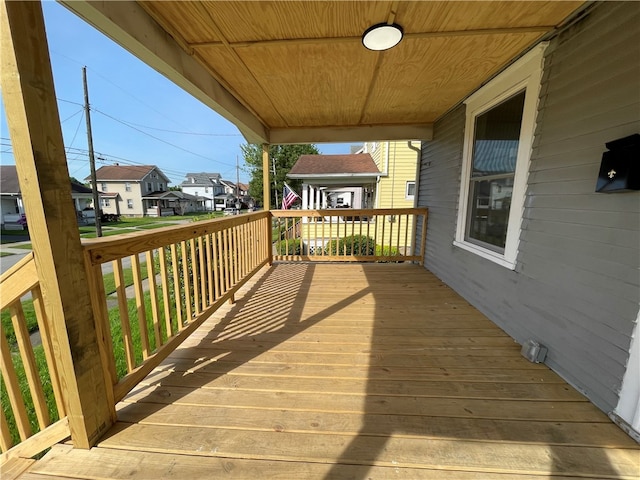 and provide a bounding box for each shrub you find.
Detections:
[276,238,302,255]
[325,235,376,256]
[376,245,402,262]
